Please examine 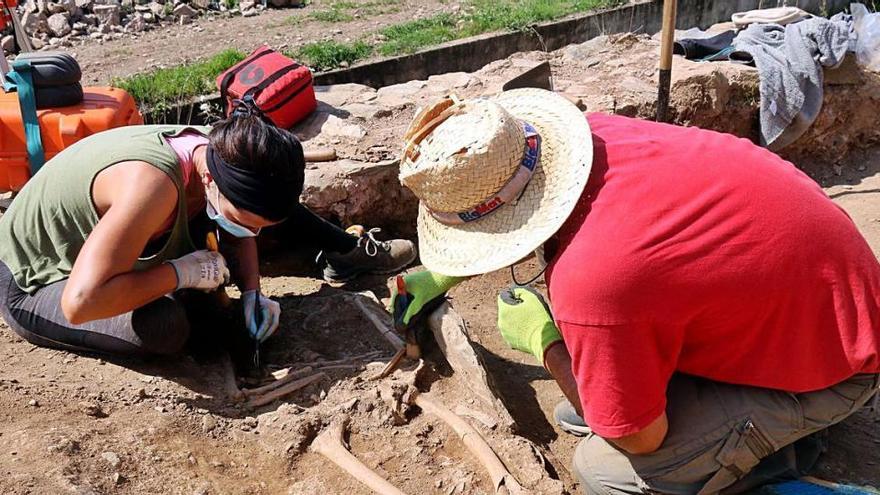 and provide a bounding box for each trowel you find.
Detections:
[502,61,553,91]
